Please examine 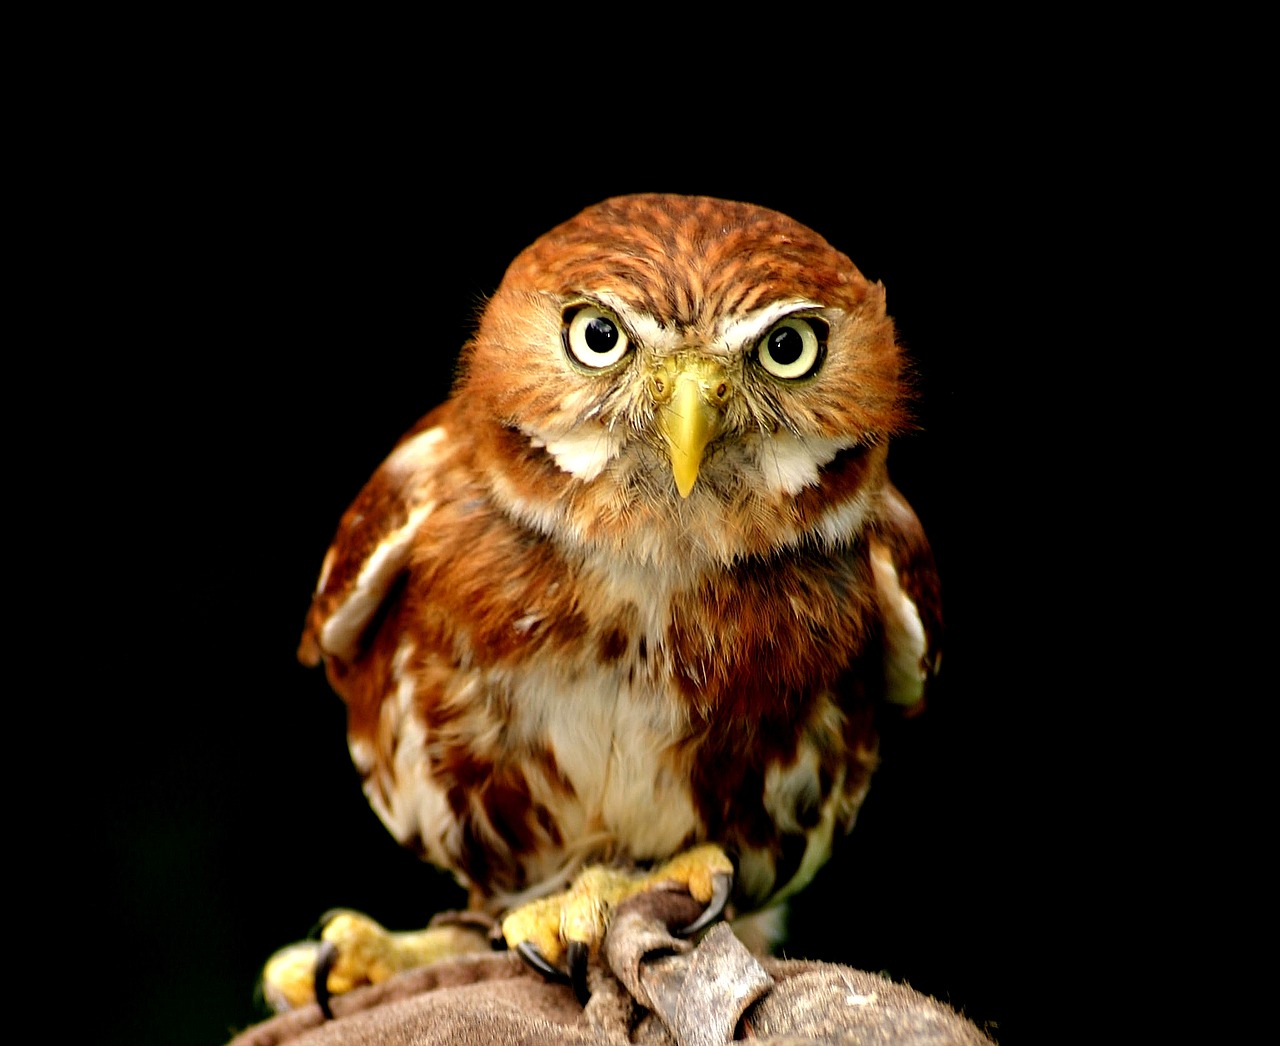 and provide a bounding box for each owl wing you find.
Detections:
[297,405,455,680]
[869,483,943,712]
